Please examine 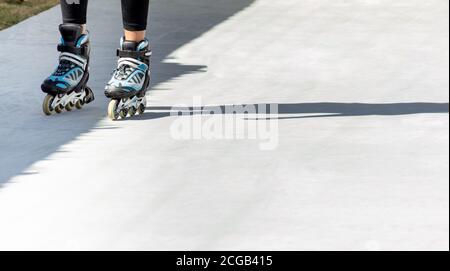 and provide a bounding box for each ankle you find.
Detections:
[81,24,88,35]
[124,30,146,42]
